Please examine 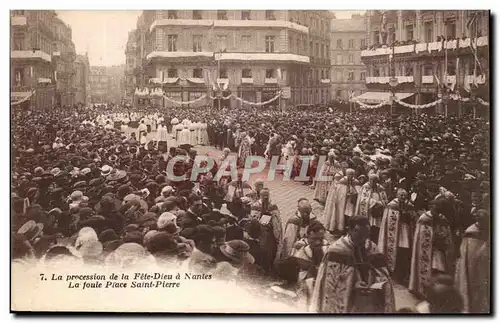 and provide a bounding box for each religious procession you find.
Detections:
[10,9,490,314]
